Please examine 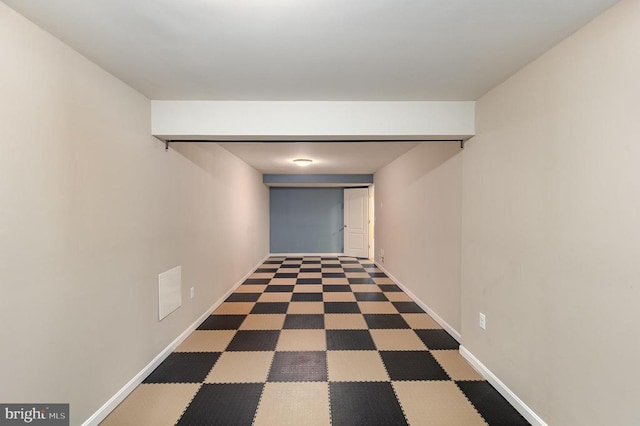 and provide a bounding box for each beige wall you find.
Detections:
[374,143,463,333]
[462,0,640,424]
[0,4,269,424]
